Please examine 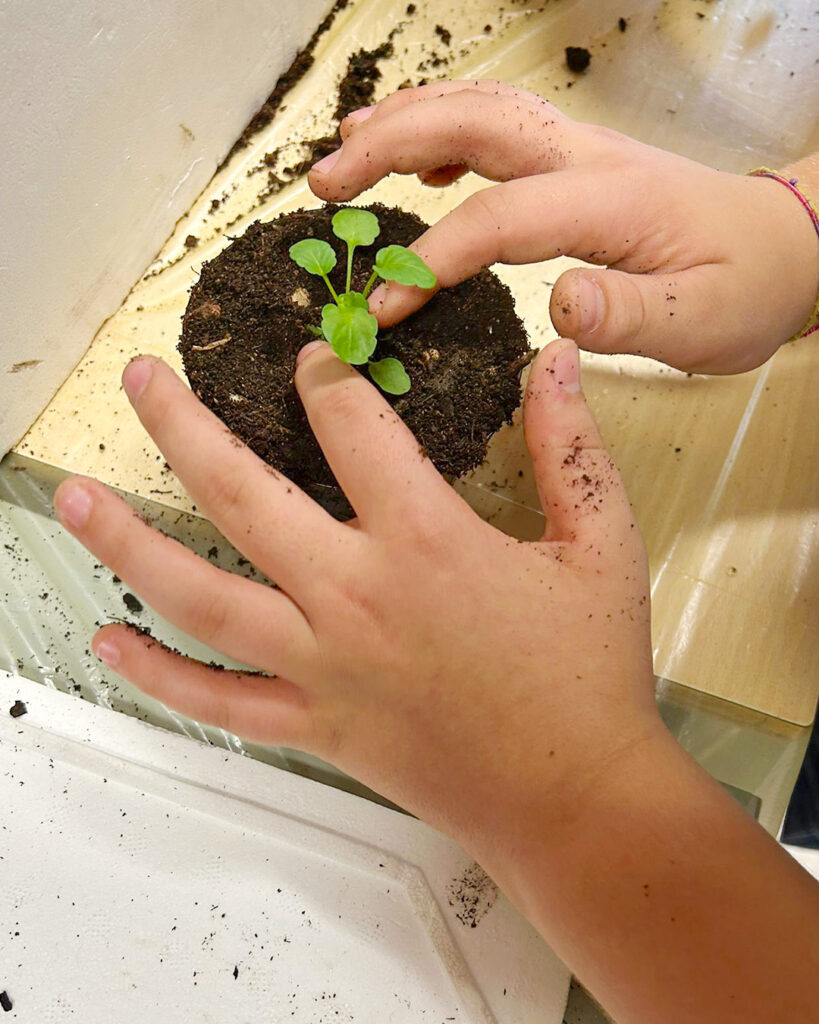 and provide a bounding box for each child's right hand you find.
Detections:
[309,80,819,375]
